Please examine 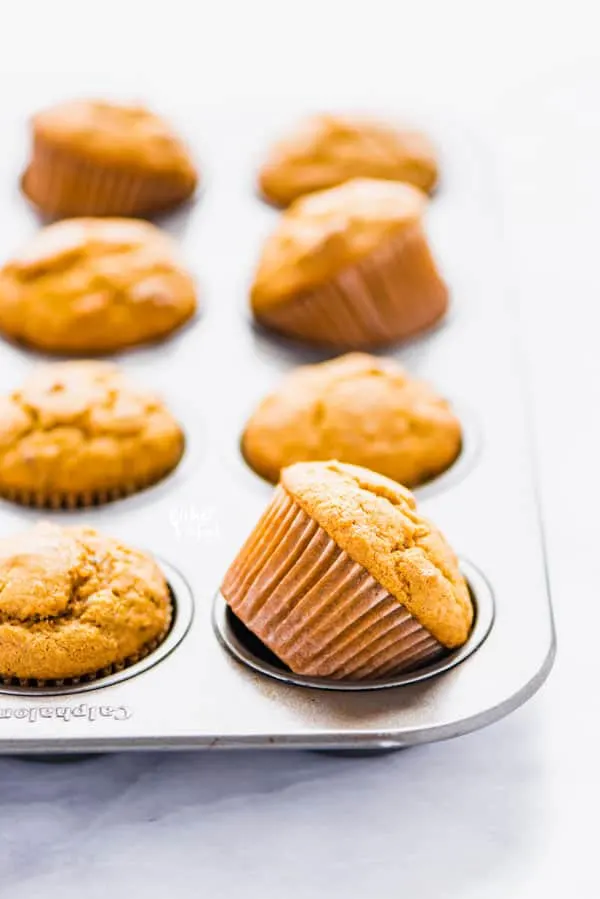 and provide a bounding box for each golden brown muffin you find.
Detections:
[259,114,439,207]
[0,522,172,682]
[222,461,473,679]
[0,361,184,508]
[242,353,461,486]
[22,99,198,218]
[0,218,197,354]
[251,179,448,348]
